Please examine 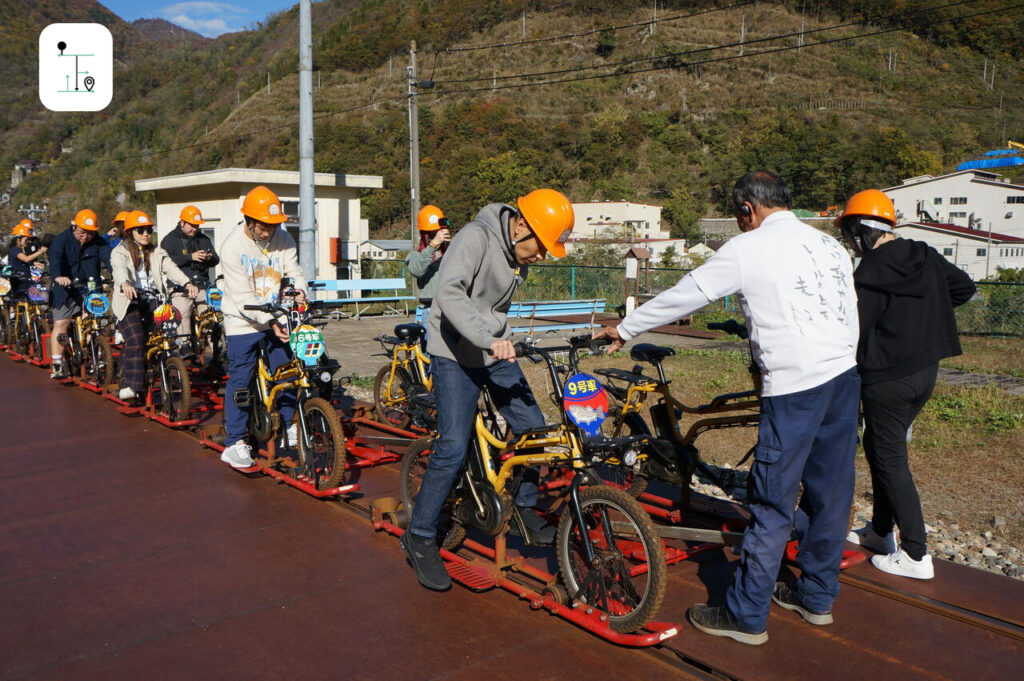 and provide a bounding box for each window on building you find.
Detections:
[942,247,954,256]
[950,212,967,218]
[933,197,943,205]
[950,197,967,205]
[1008,196,1024,204]
[976,248,986,256]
